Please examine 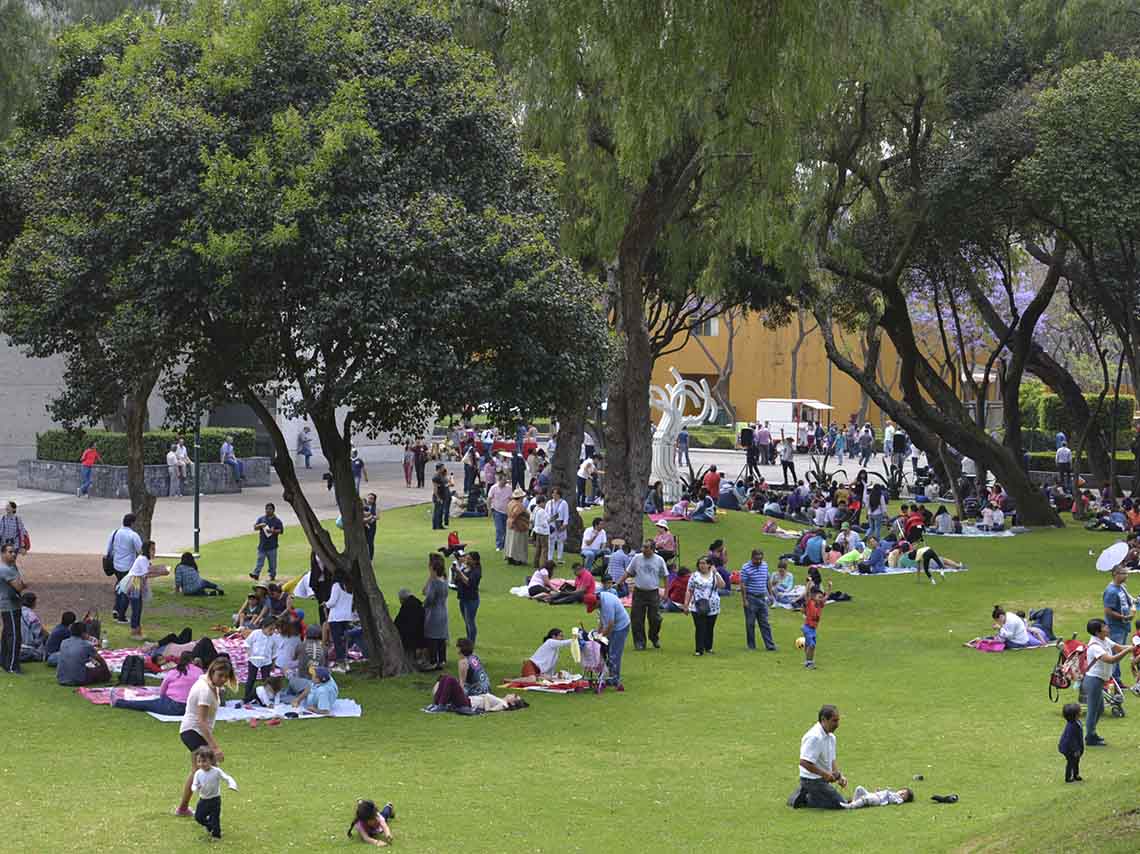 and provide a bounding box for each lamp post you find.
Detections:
[193,421,201,553]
